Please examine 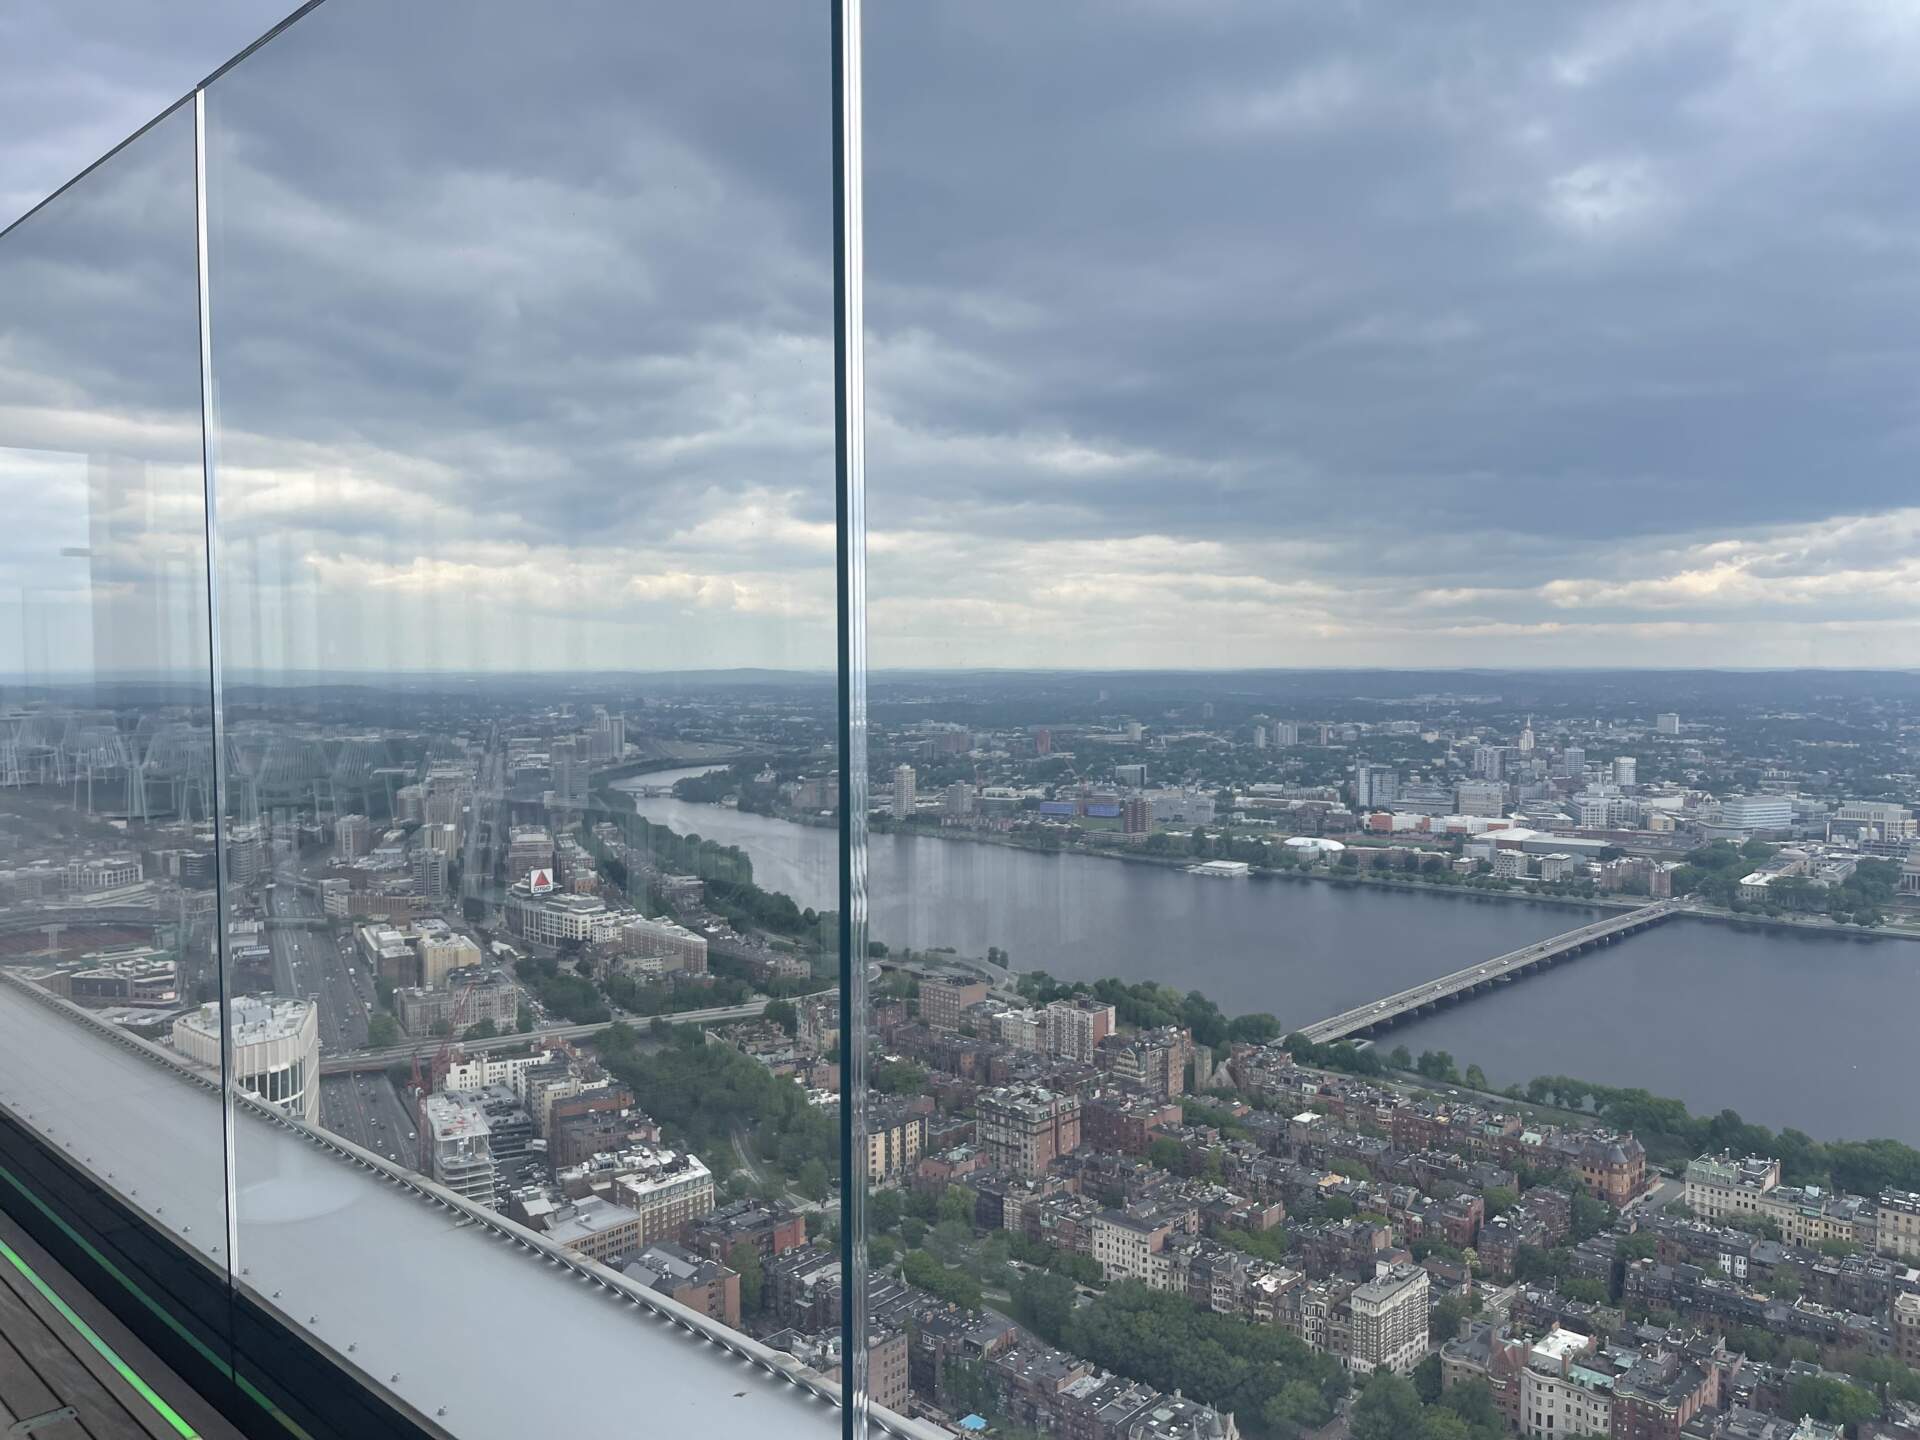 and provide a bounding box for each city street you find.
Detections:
[1626,1173,1685,1216]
